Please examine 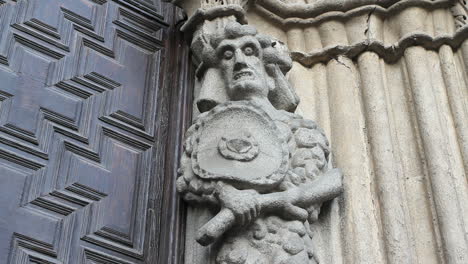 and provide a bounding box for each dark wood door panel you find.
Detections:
[0,0,185,263]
